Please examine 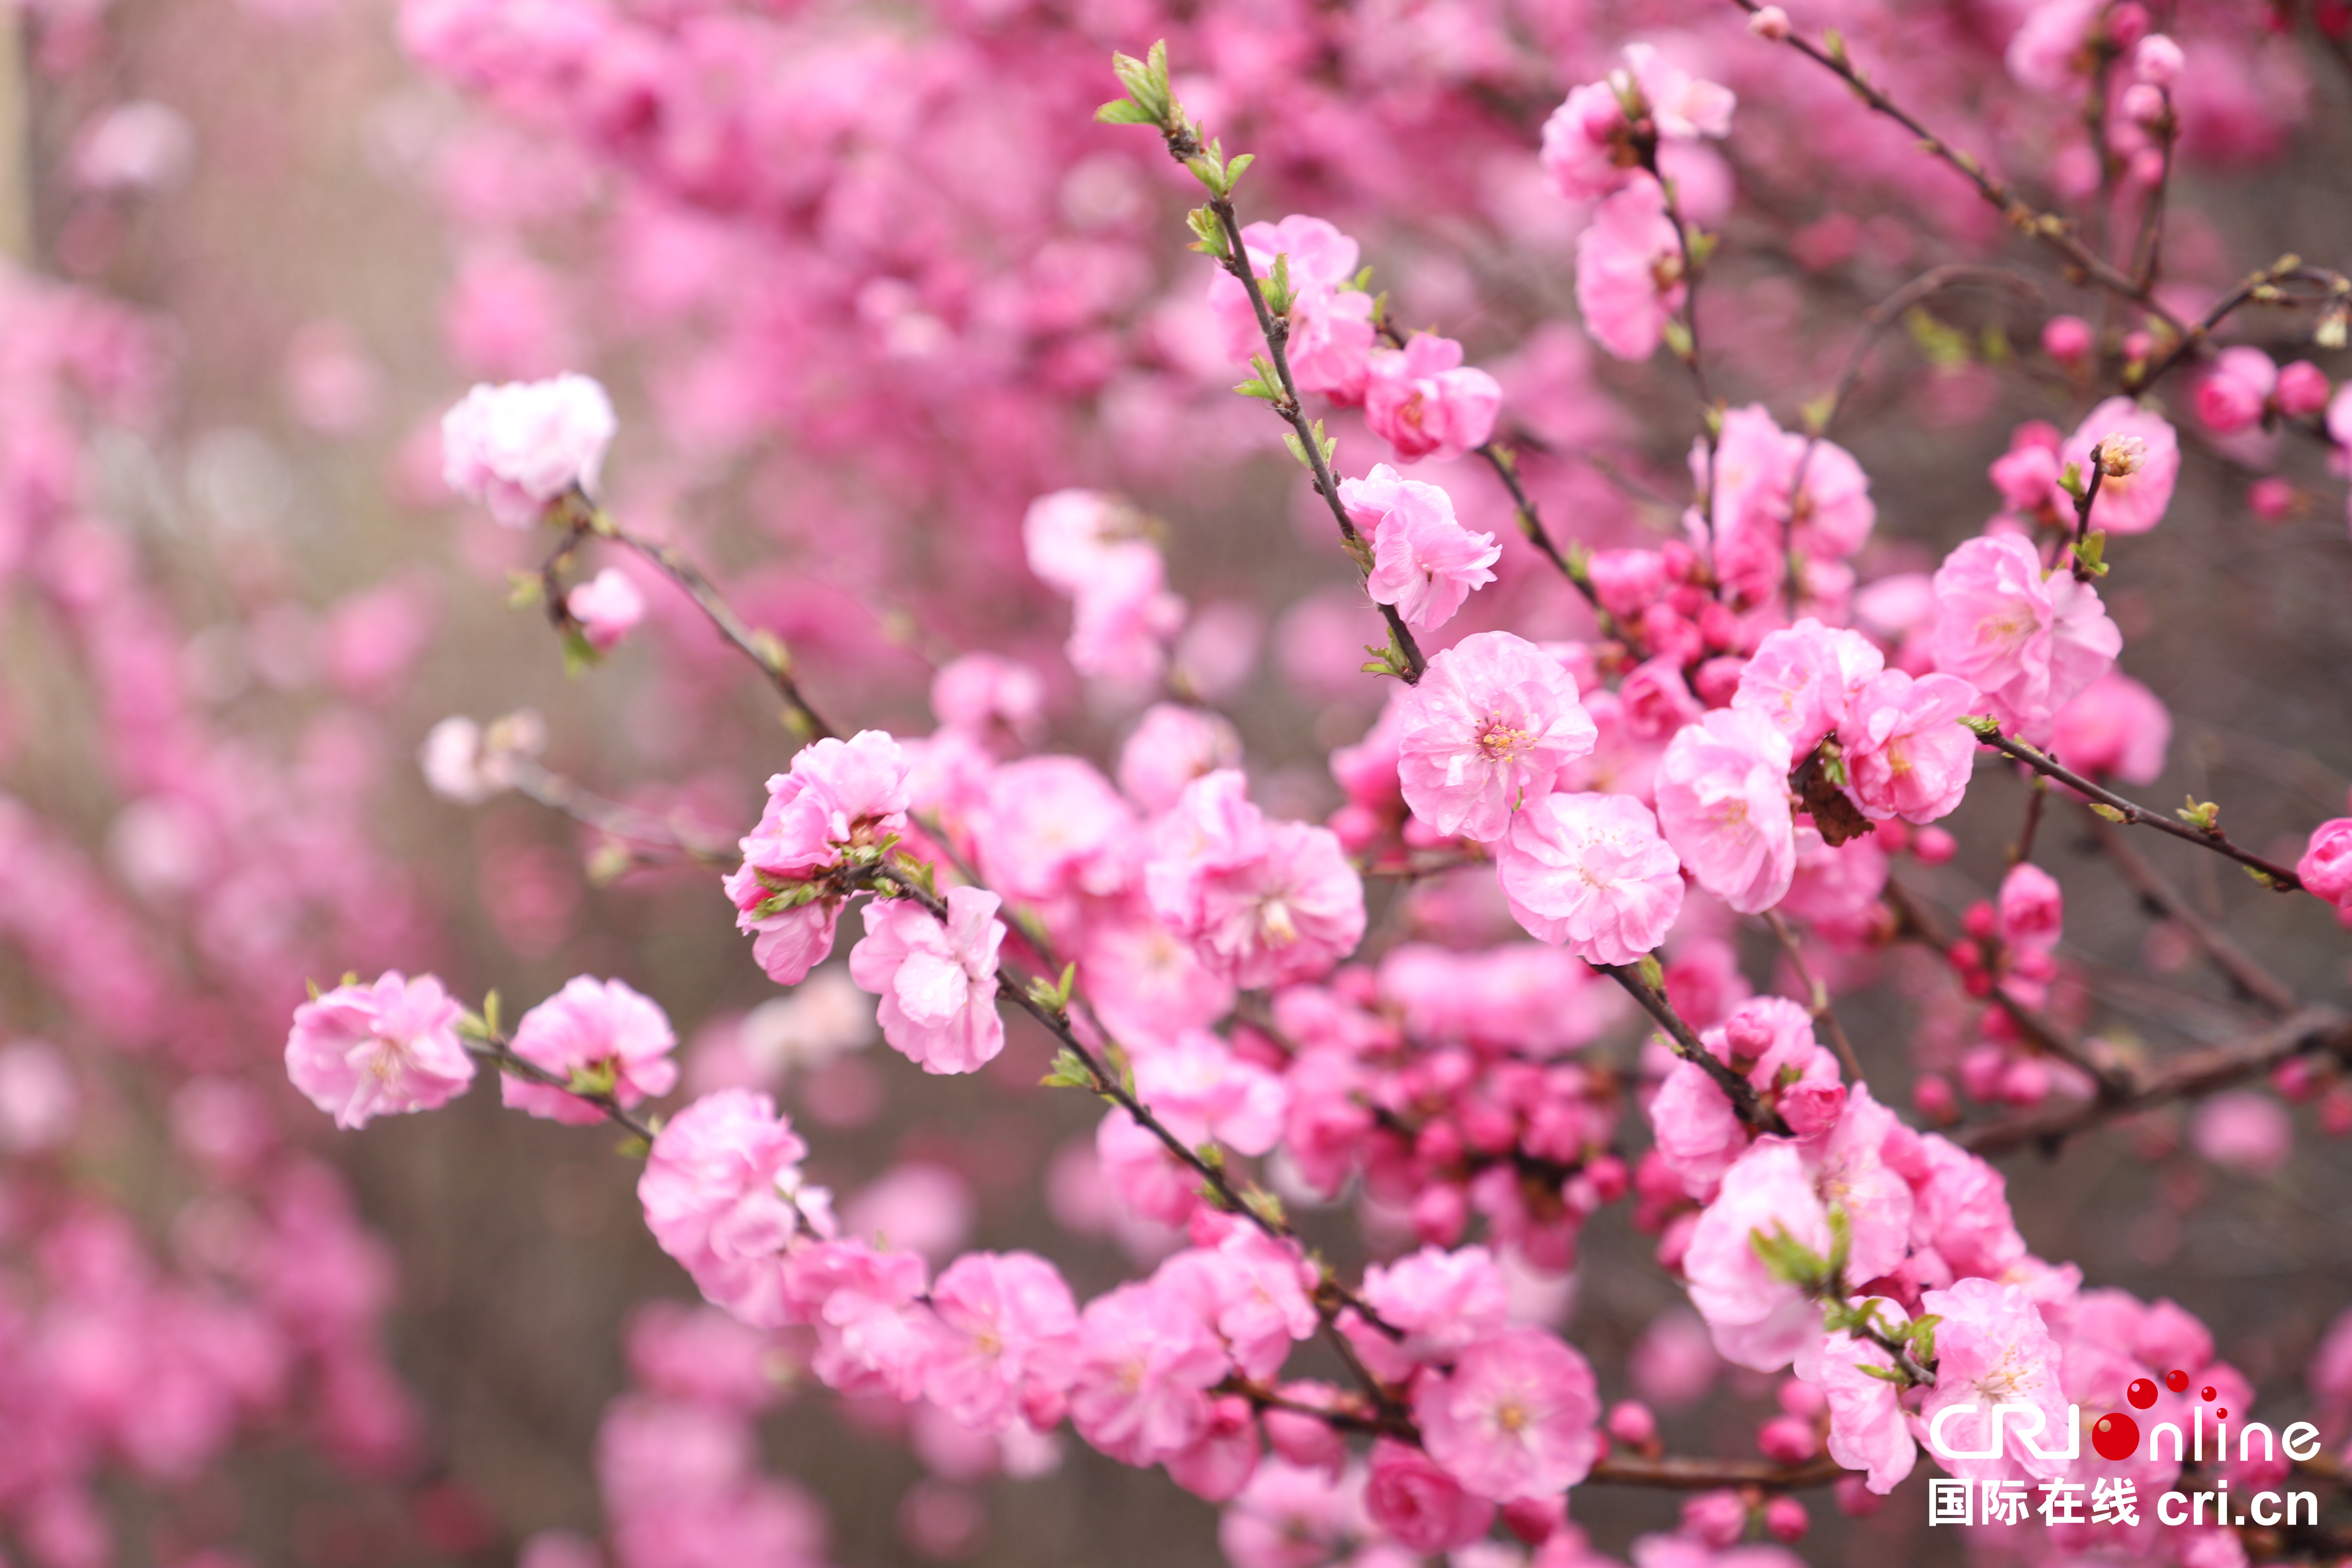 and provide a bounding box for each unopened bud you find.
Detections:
[2096,435,2146,477]
[1749,5,1792,40]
